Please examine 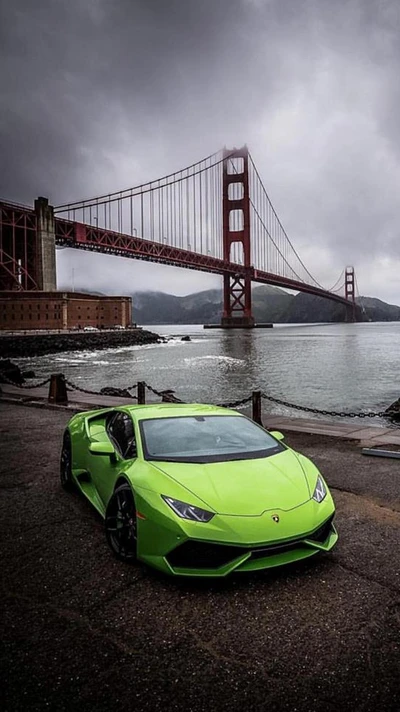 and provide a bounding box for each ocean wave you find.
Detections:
[183,355,244,365]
